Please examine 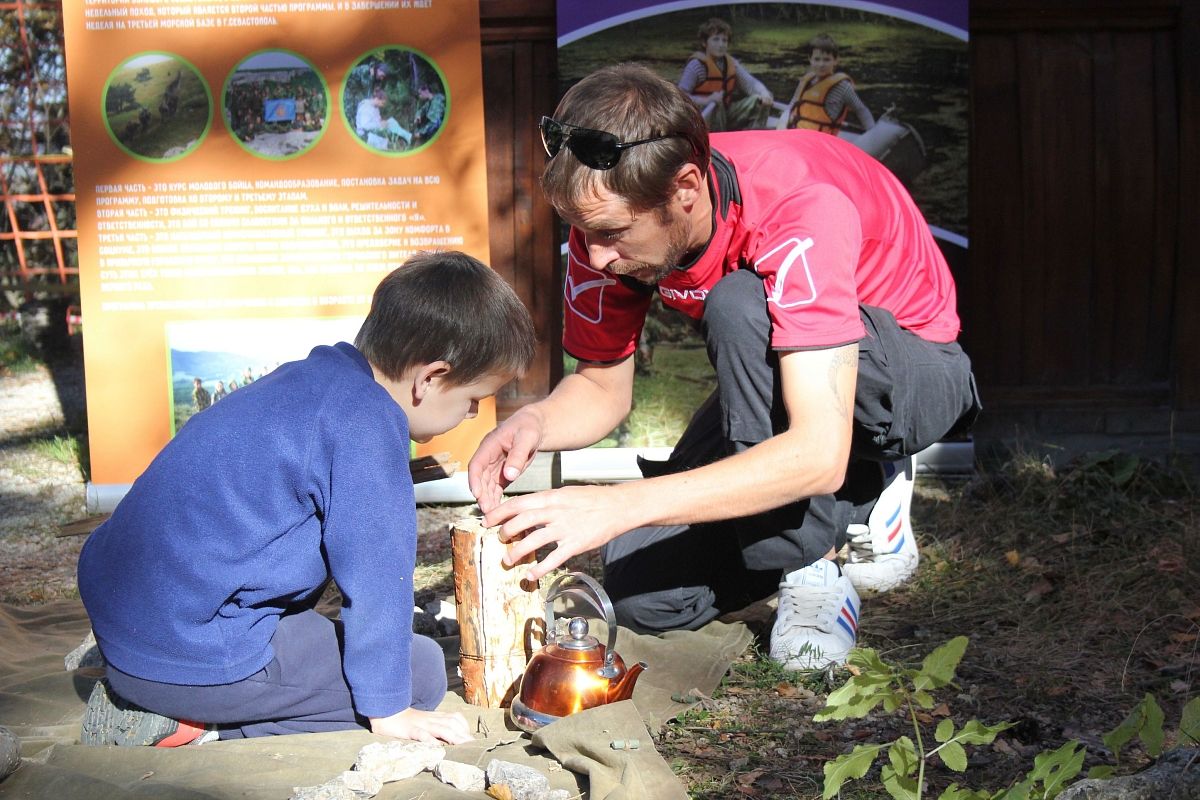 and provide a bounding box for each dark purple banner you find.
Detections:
[559,1,967,44]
